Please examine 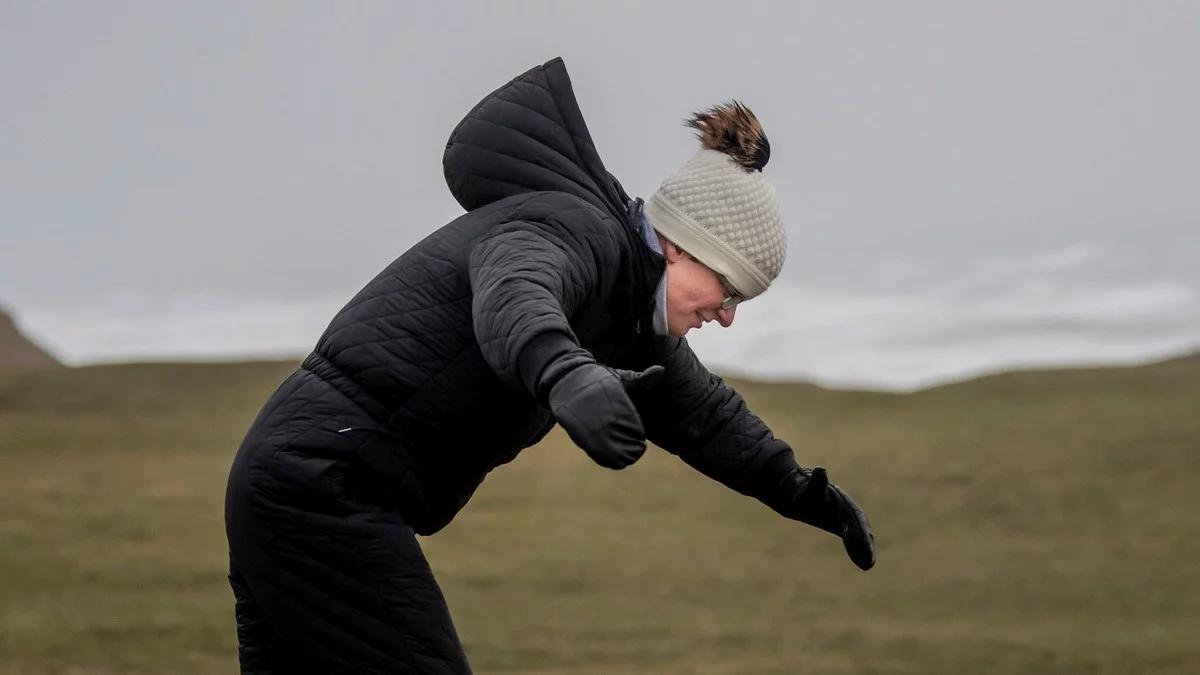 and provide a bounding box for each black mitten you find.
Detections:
[548,363,664,469]
[794,467,876,571]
